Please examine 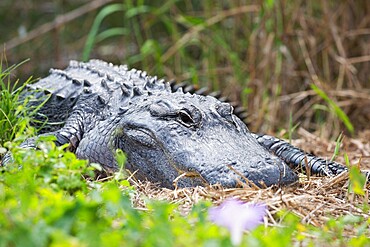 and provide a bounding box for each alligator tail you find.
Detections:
[251,133,350,177]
